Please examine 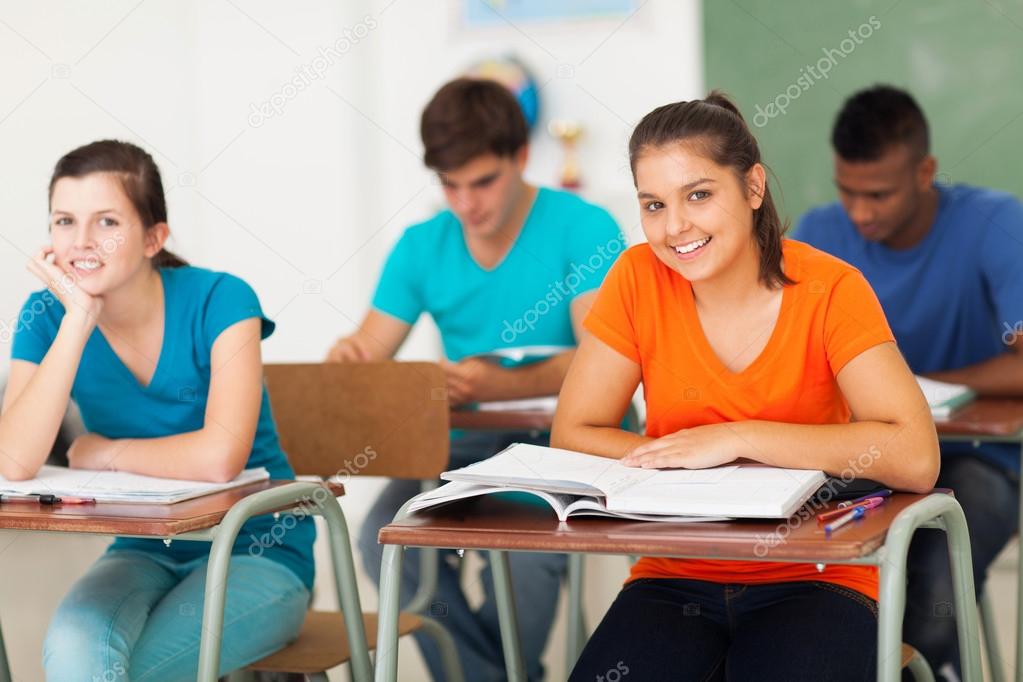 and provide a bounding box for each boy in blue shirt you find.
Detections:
[796,84,1023,680]
[328,77,624,681]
